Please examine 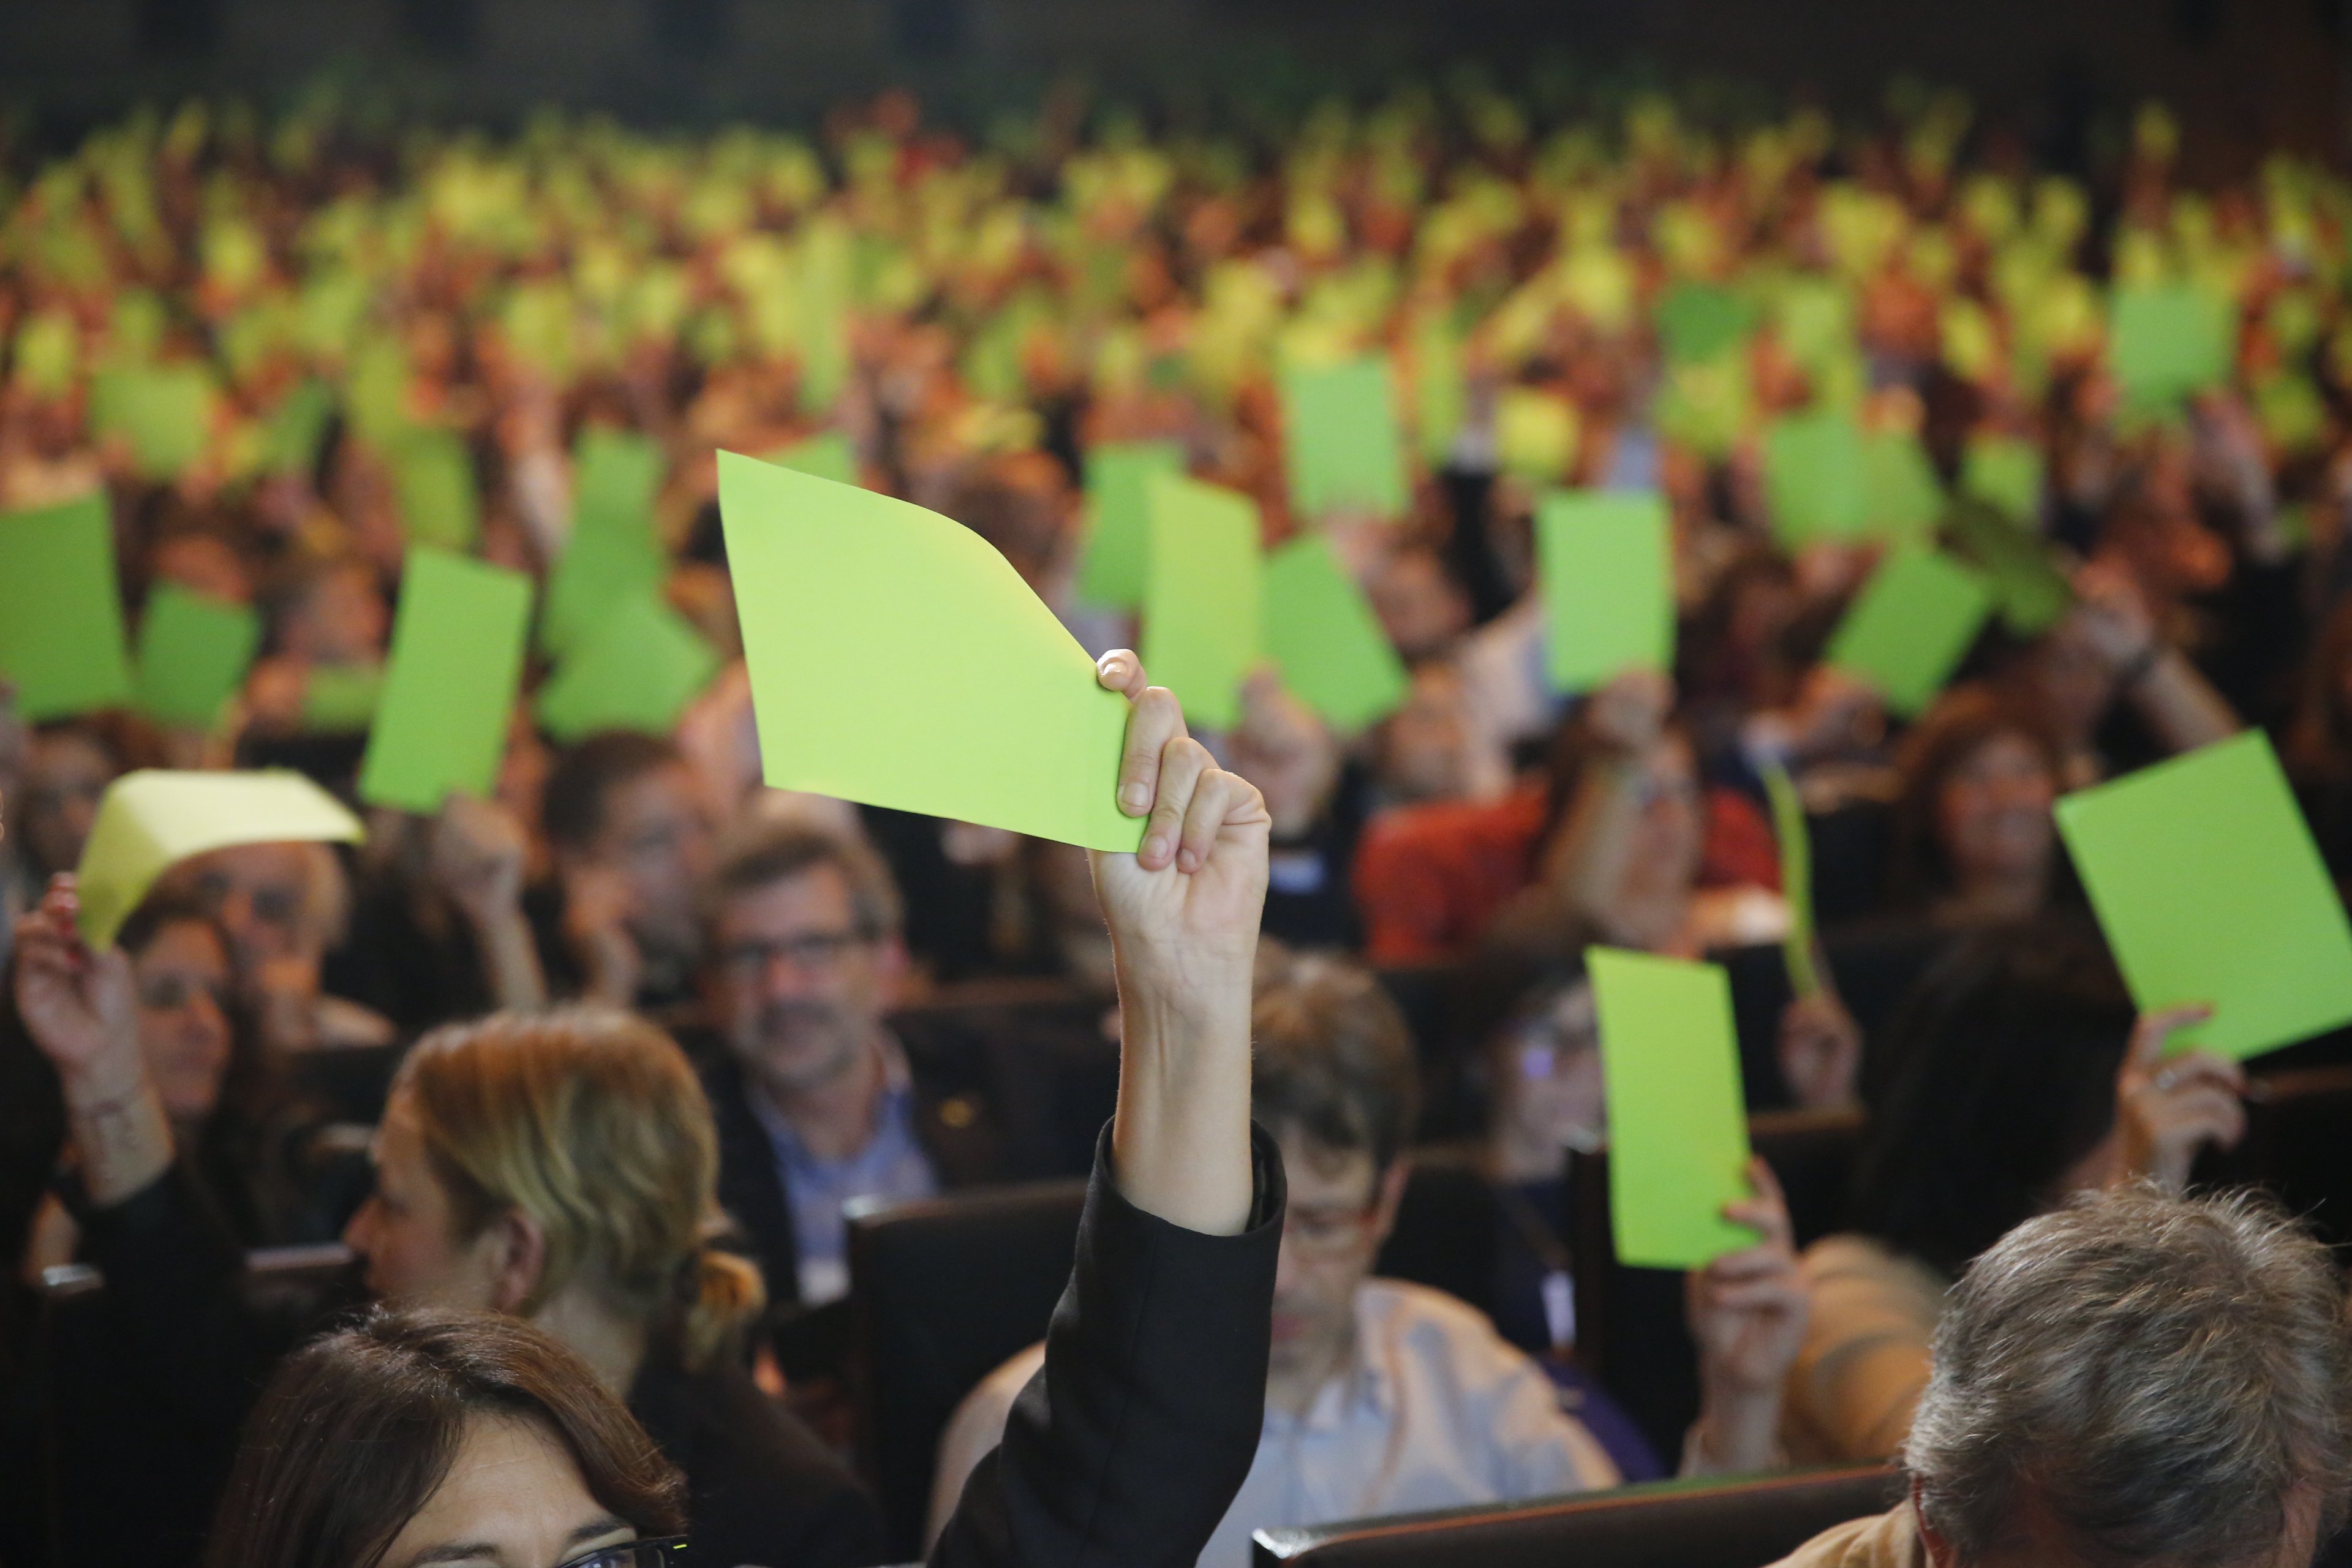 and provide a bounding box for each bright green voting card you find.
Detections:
[0,492,135,722]
[2109,283,2233,414]
[1862,429,1944,545]
[537,593,720,742]
[1280,357,1410,523]
[1765,410,1868,544]
[301,663,383,732]
[1537,489,1674,694]
[2055,731,2352,1060]
[1143,475,1263,733]
[134,584,260,729]
[94,363,215,481]
[1074,442,1186,610]
[390,428,481,551]
[1588,946,1759,1269]
[1262,536,1408,732]
[76,769,362,949]
[717,451,1141,852]
[766,432,858,488]
[1653,282,1754,366]
[543,428,666,654]
[358,549,532,814]
[1942,499,2073,636]
[1825,548,1993,717]
[1959,434,2043,522]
